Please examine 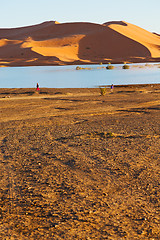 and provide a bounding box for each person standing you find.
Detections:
[111,84,114,92]
[36,83,40,91]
